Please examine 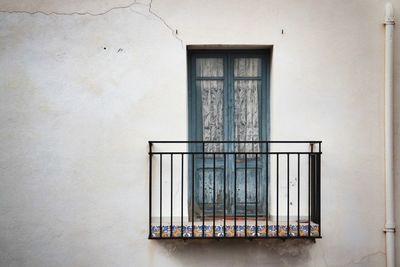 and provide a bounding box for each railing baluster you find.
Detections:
[297,153,300,237]
[170,154,173,238]
[308,153,311,237]
[245,153,247,237]
[213,153,216,237]
[318,142,322,238]
[149,143,152,238]
[276,154,279,237]
[318,153,321,237]
[223,153,226,237]
[202,143,205,238]
[234,153,237,237]
[181,154,184,238]
[160,154,163,238]
[255,153,258,237]
[191,154,194,238]
[266,150,269,237]
[287,154,290,237]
